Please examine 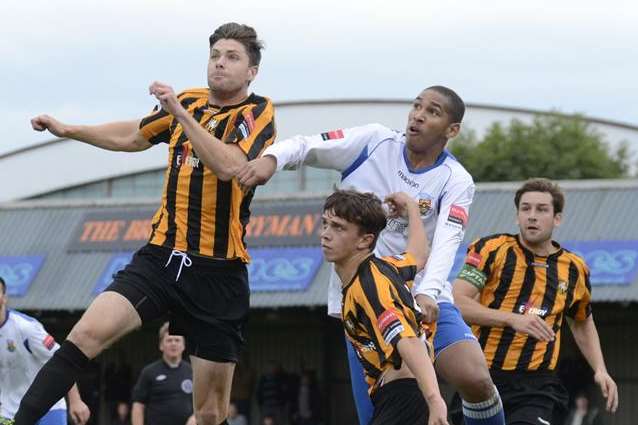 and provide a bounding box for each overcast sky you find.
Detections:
[2,0,637,155]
